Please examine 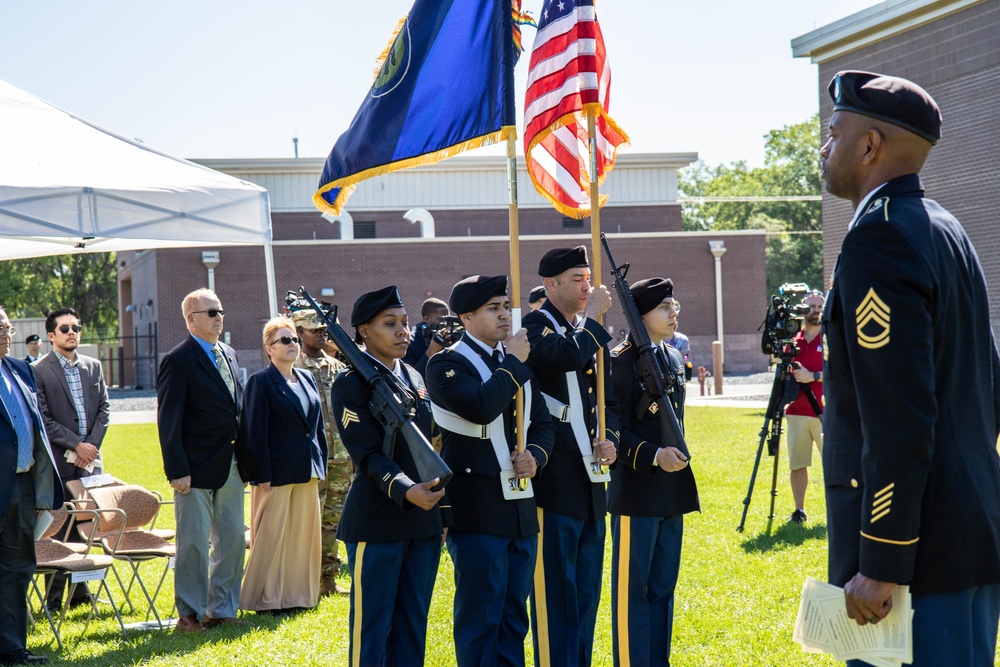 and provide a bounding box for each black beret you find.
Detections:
[630,278,673,316]
[25,334,40,343]
[529,285,546,304]
[829,70,941,144]
[351,285,404,327]
[538,245,589,277]
[450,275,508,315]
